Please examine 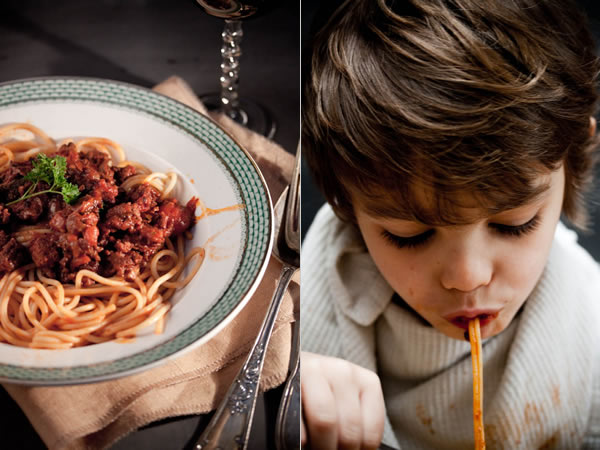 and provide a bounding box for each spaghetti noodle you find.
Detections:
[468,317,486,450]
[0,123,207,349]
